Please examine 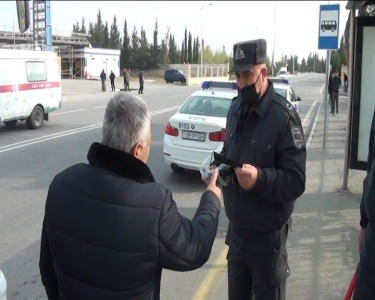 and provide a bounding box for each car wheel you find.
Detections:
[322,27,325,32]
[4,120,17,127]
[26,105,44,129]
[171,164,185,173]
